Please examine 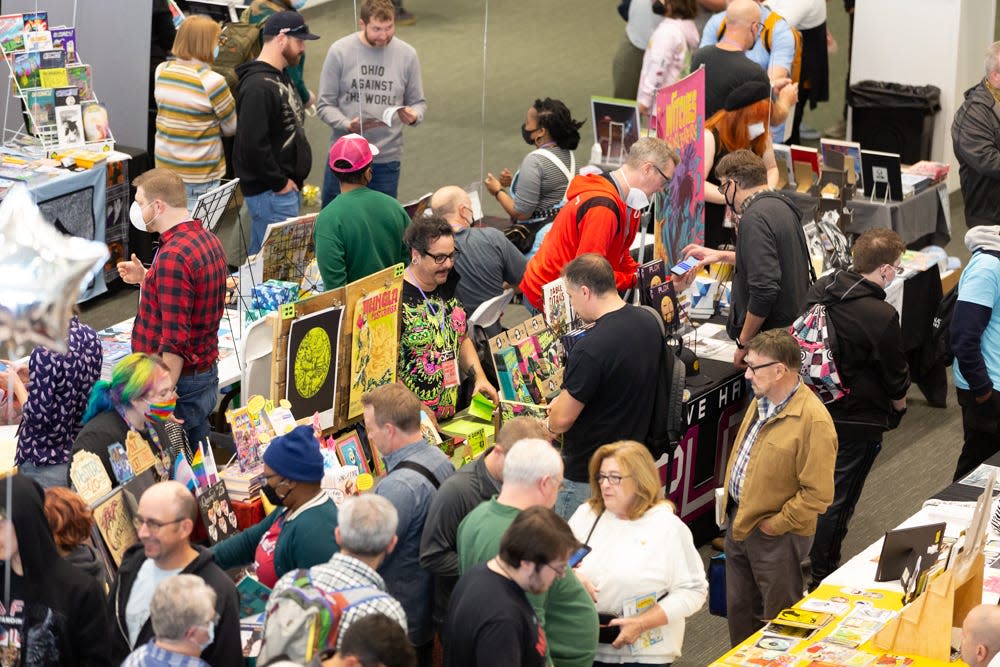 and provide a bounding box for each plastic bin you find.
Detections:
[849,81,941,164]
